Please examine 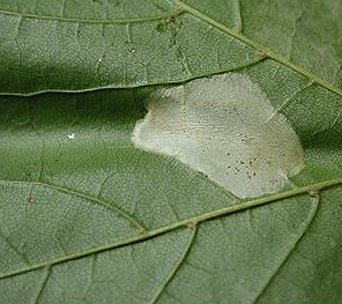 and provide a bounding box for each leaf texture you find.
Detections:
[0,1,341,303]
